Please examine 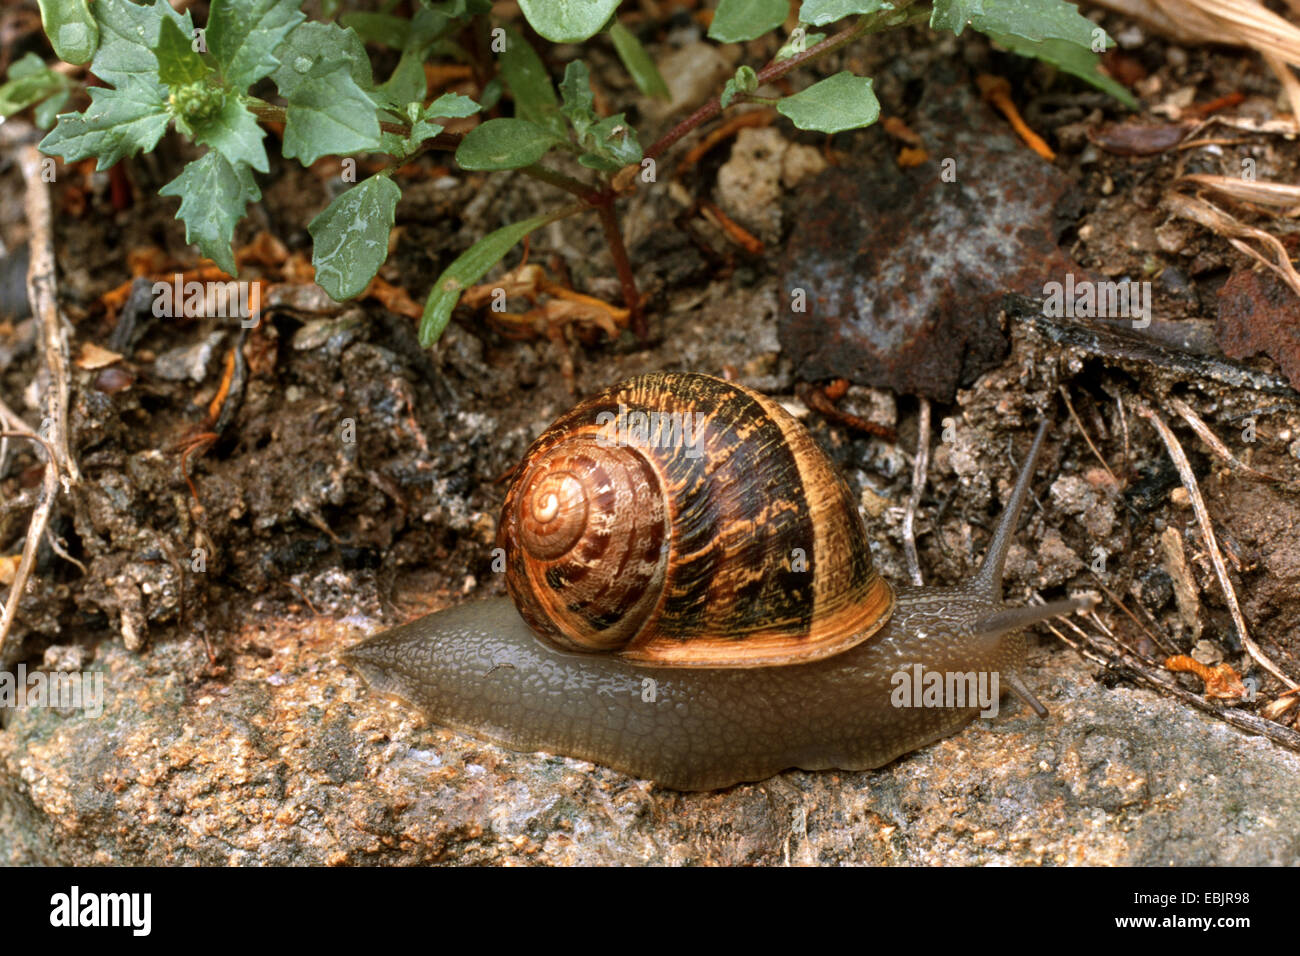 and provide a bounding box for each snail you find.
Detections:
[346,371,1089,790]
